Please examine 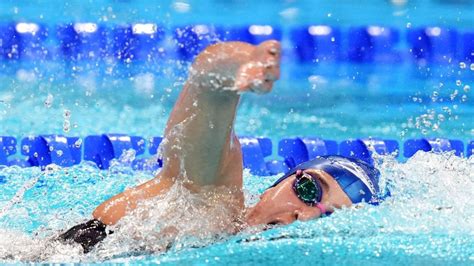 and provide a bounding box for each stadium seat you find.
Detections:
[57,22,107,60]
[290,25,341,62]
[347,26,400,62]
[461,32,474,62]
[407,27,457,63]
[20,135,82,168]
[239,137,273,175]
[219,25,281,45]
[0,136,17,166]
[339,138,399,164]
[112,23,166,62]
[466,141,474,157]
[174,25,219,60]
[0,23,19,60]
[83,134,145,169]
[404,138,464,158]
[132,136,163,170]
[278,137,338,168]
[15,22,49,60]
